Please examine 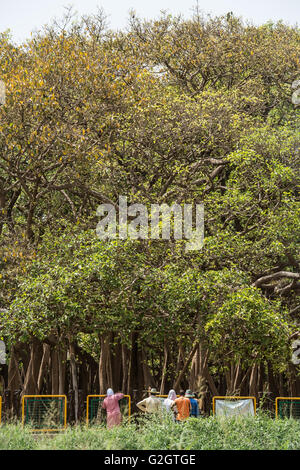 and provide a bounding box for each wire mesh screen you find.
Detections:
[277,399,300,419]
[23,396,66,431]
[87,395,130,424]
